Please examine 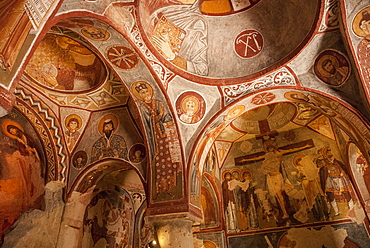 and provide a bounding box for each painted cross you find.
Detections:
[235,138,314,166]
